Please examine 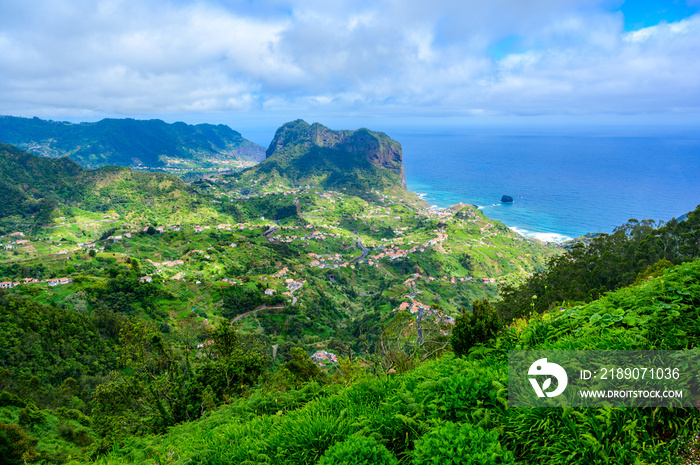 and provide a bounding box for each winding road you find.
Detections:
[349,232,369,264]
